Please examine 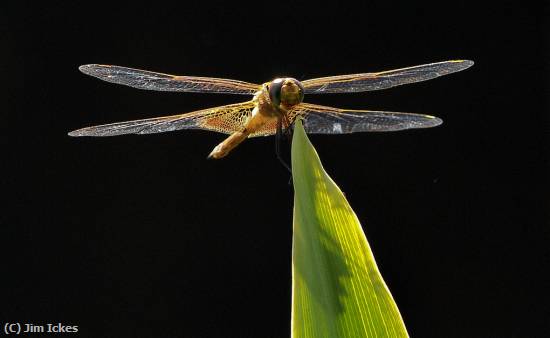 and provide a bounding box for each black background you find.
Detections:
[4,1,549,337]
